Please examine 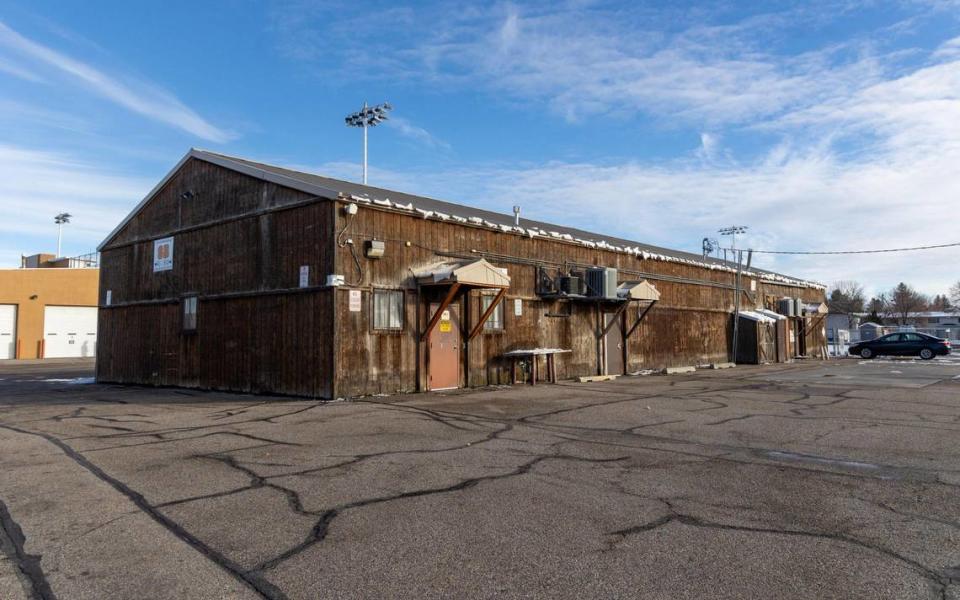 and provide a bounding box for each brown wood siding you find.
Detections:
[98,158,824,399]
[332,202,826,397]
[96,291,333,396]
[107,158,322,248]
[97,158,336,397]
